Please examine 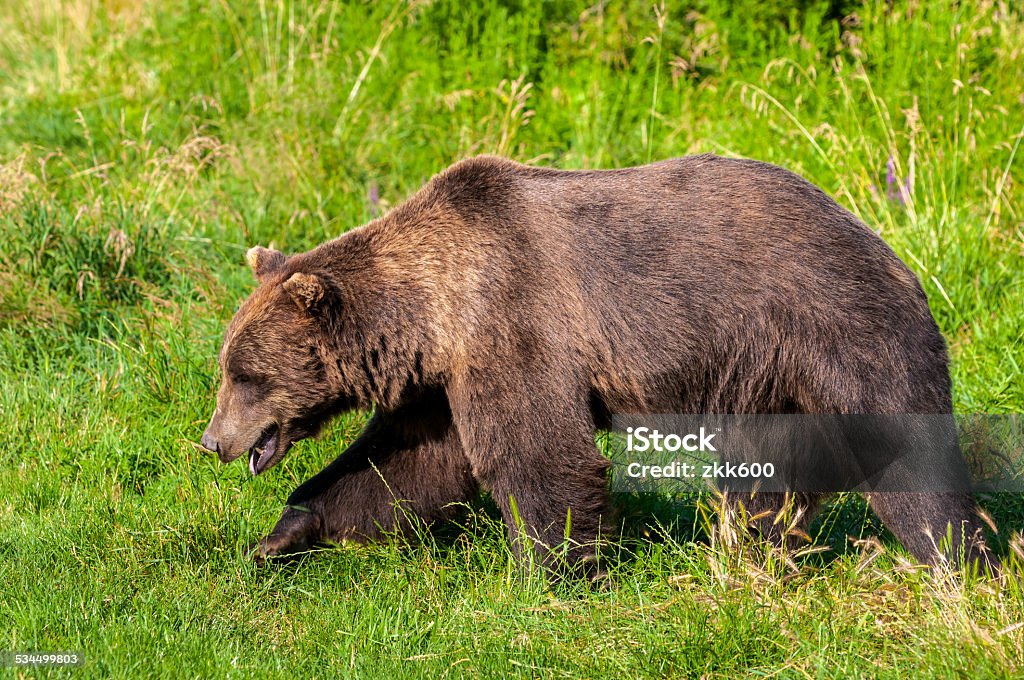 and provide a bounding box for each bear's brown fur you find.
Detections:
[201,154,993,577]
